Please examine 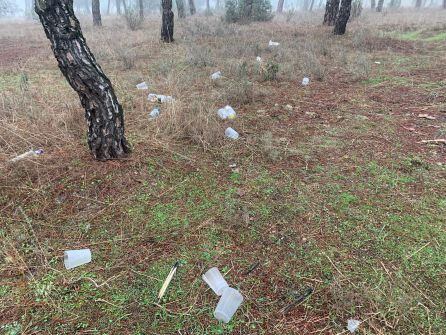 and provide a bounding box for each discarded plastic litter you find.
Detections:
[256,56,262,62]
[148,94,174,103]
[211,71,222,80]
[347,319,361,333]
[10,149,44,162]
[158,261,180,302]
[149,108,160,119]
[302,77,310,86]
[374,61,381,64]
[202,267,229,296]
[268,40,280,47]
[217,105,236,120]
[64,249,91,269]
[225,127,239,140]
[214,287,243,323]
[136,82,148,90]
